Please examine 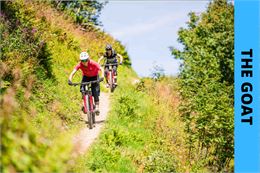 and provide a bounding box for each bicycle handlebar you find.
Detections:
[70,77,104,86]
[101,63,119,66]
